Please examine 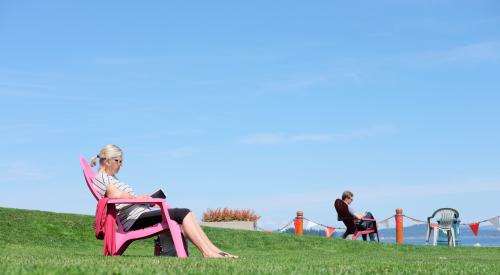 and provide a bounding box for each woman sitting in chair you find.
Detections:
[90,144,238,258]
[341,190,376,241]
